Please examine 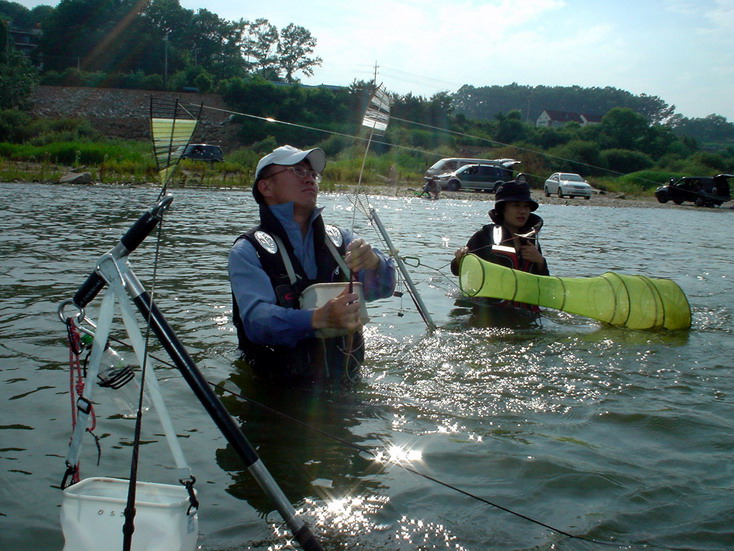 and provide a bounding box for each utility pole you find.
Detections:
[164,32,169,89]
